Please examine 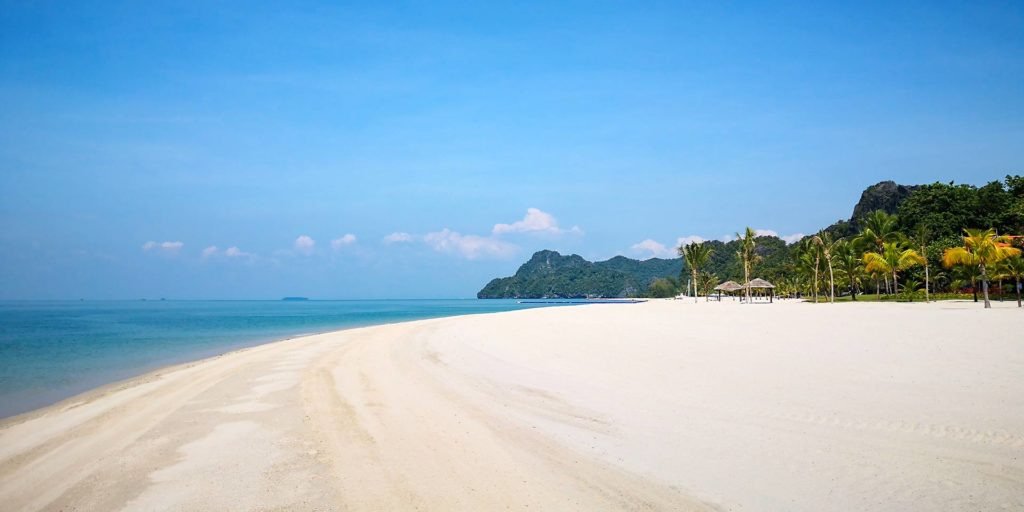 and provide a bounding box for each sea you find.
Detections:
[0,299,568,418]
